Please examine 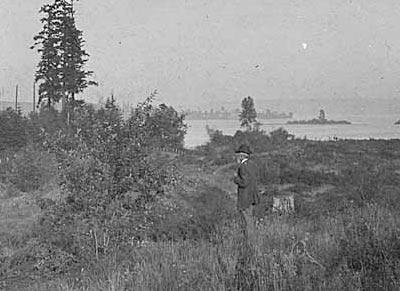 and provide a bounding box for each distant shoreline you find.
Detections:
[287,119,351,125]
